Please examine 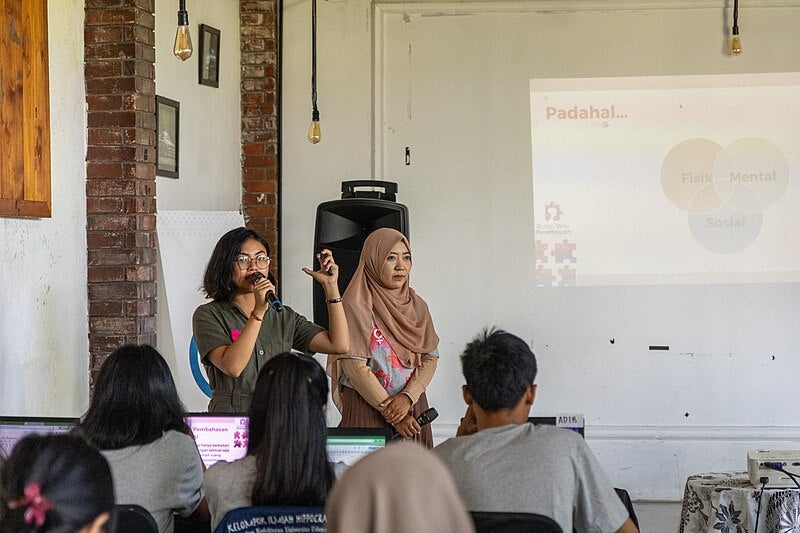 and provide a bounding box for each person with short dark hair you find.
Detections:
[193,227,349,413]
[203,352,336,531]
[0,433,114,533]
[432,328,639,533]
[75,344,204,533]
